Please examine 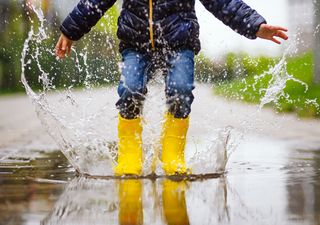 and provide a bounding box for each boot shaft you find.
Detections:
[161,113,190,175]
